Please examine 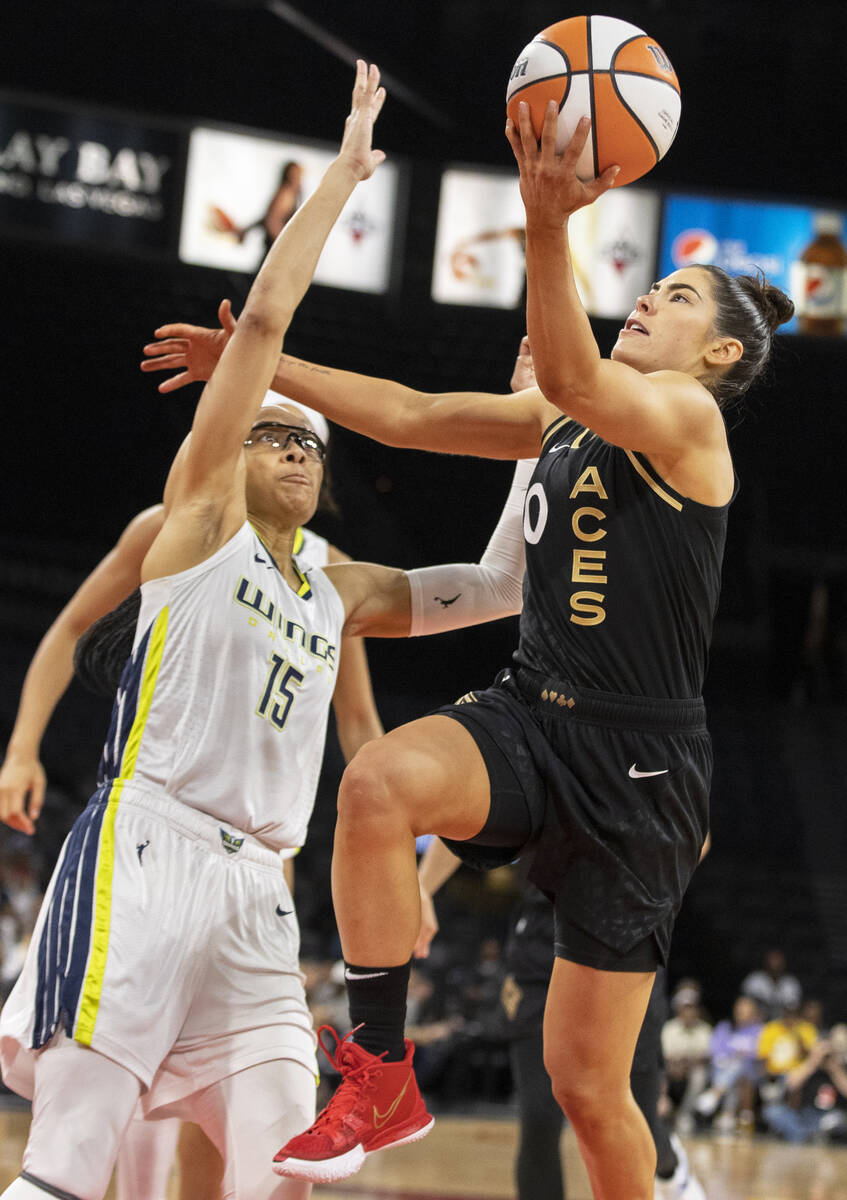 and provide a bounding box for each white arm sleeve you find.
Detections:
[407,458,536,637]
